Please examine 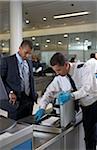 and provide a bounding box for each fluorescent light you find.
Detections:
[54,11,90,19]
